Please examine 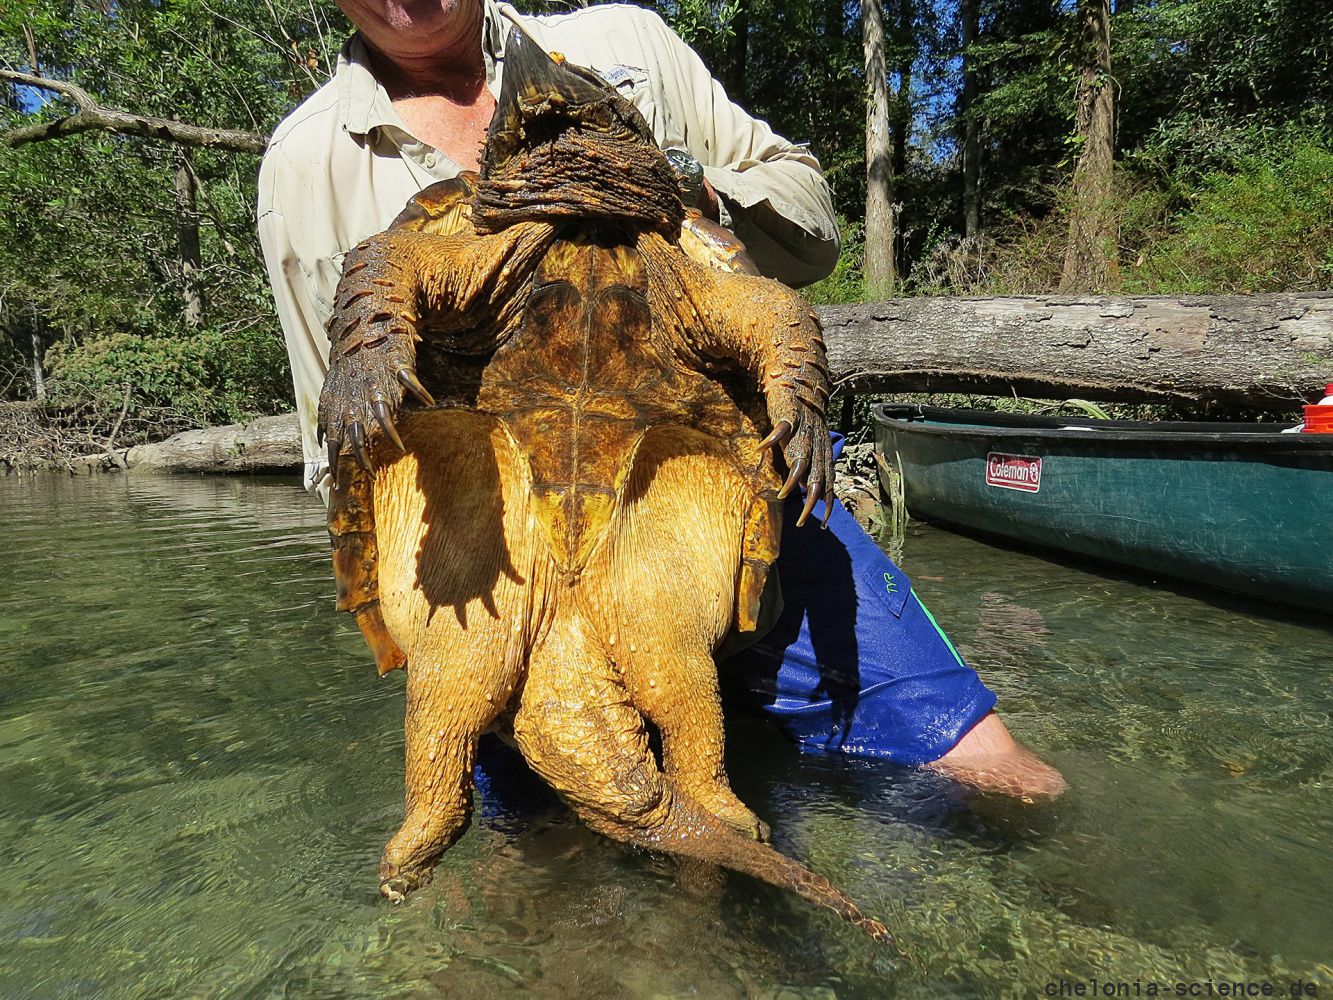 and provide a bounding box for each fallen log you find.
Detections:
[819,292,1333,412]
[110,293,1331,477]
[125,414,301,474]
